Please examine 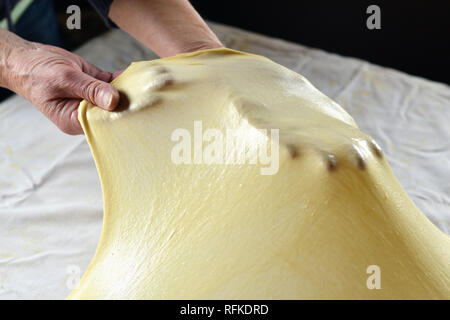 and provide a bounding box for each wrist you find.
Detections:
[0,30,36,91]
[186,40,224,52]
